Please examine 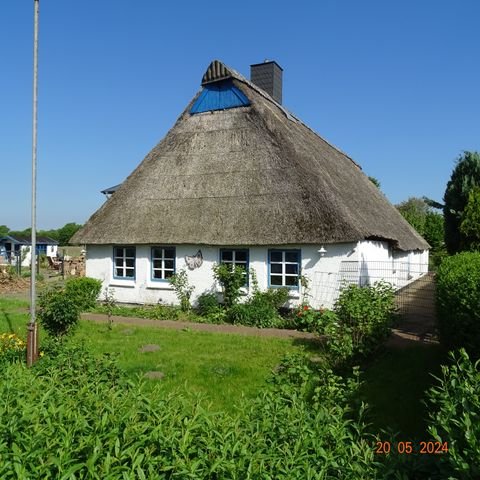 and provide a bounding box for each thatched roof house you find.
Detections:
[72,60,428,307]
